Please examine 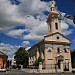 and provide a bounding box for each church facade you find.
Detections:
[28,0,72,72]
